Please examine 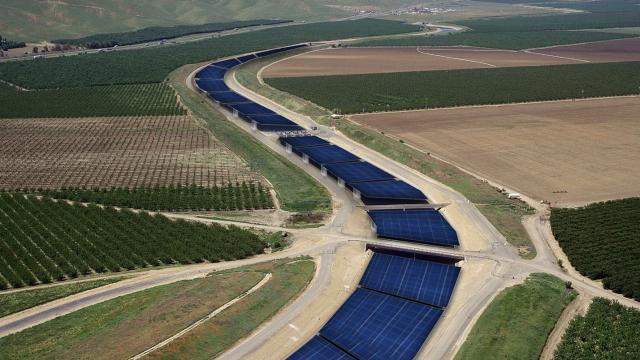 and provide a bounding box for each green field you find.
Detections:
[54,19,289,48]
[266,61,640,113]
[354,30,634,50]
[554,298,640,359]
[24,183,273,212]
[551,198,640,301]
[0,19,420,89]
[455,273,576,360]
[0,193,266,289]
[0,83,185,118]
[0,277,124,317]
